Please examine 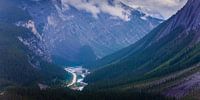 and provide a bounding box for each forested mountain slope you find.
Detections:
[85,0,200,95]
[0,0,66,89]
